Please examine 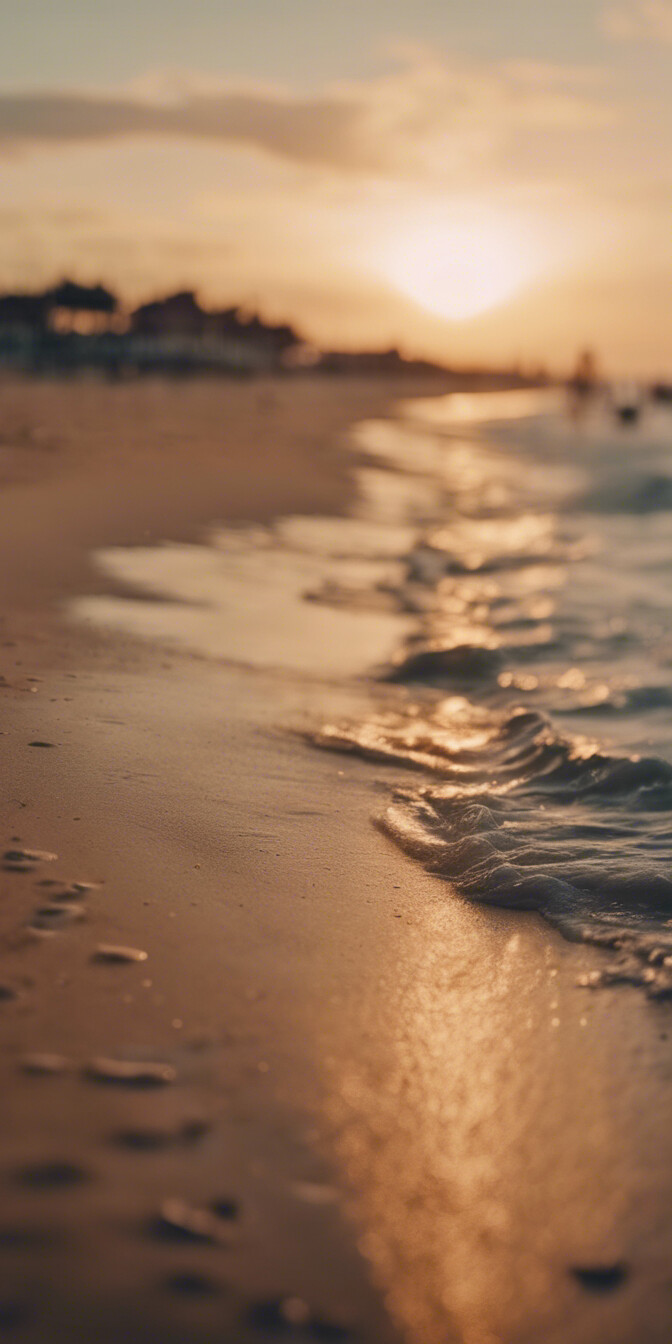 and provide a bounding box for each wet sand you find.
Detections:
[0,375,671,1343]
